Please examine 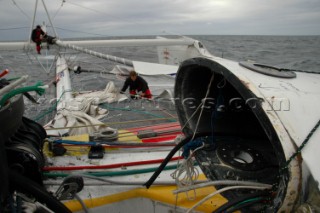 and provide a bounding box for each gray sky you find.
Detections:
[1,0,320,41]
